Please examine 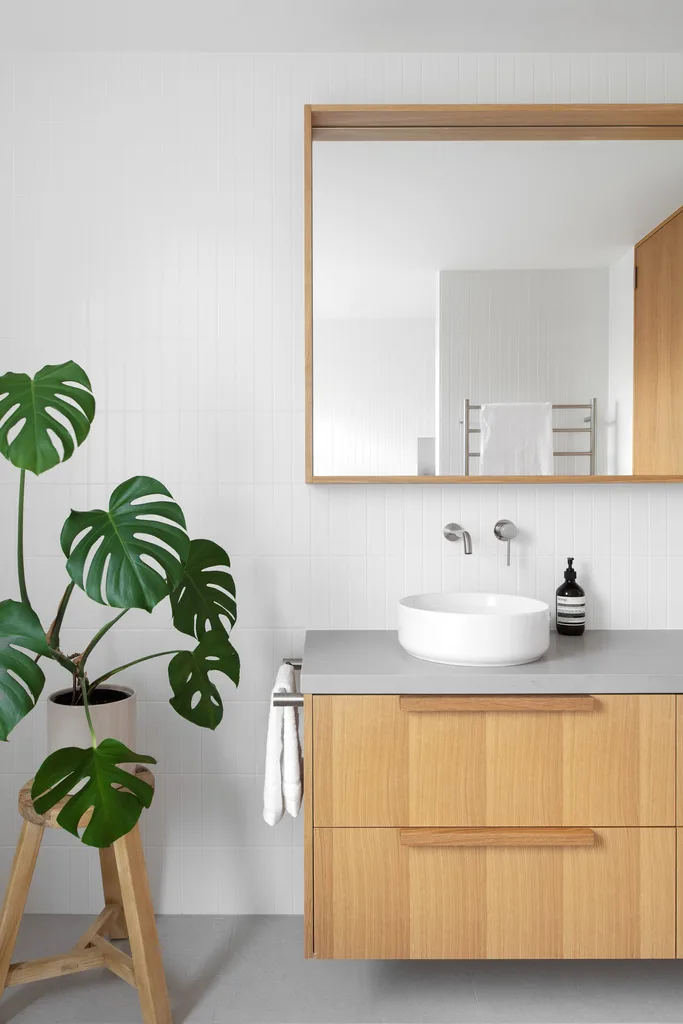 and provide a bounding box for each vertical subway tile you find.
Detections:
[609,559,631,628]
[573,488,594,558]
[647,558,668,628]
[667,560,683,627]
